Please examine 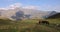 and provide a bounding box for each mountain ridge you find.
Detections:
[0,7,58,20]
